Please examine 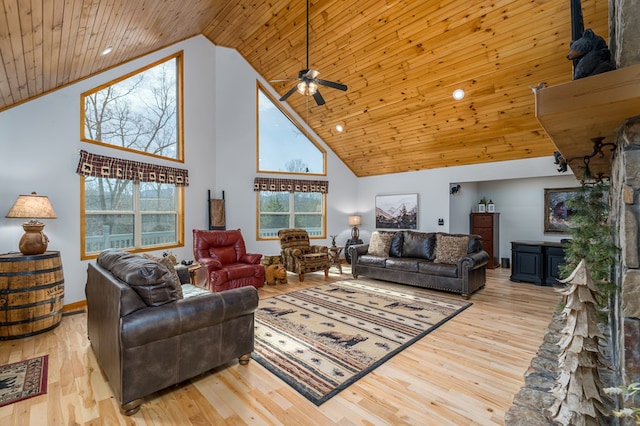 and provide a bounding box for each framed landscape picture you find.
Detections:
[544,187,580,233]
[375,193,418,229]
